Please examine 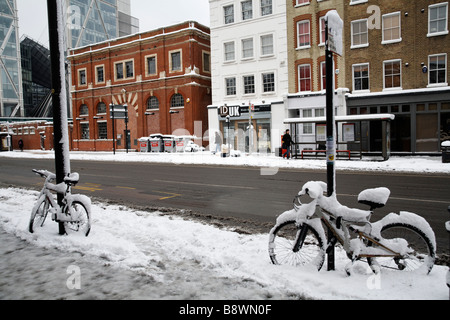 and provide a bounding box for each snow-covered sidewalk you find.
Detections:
[0,187,448,300]
[1,149,449,174]
[0,150,449,300]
